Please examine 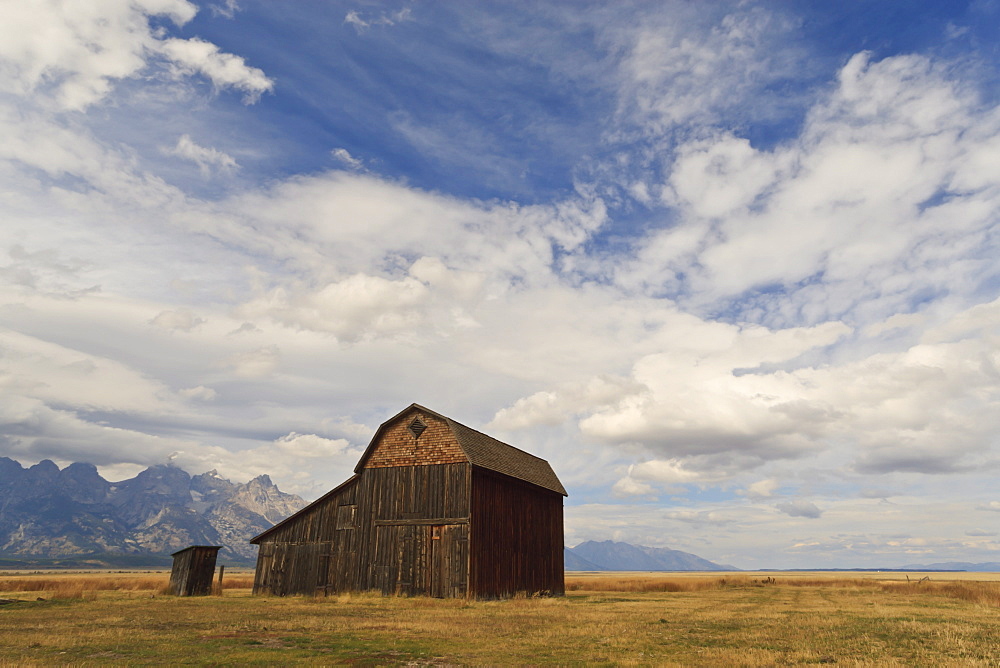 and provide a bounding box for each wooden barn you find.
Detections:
[250,404,567,598]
